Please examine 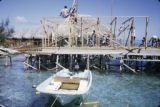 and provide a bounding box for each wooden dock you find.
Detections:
[23,16,160,73]
[27,47,160,56]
